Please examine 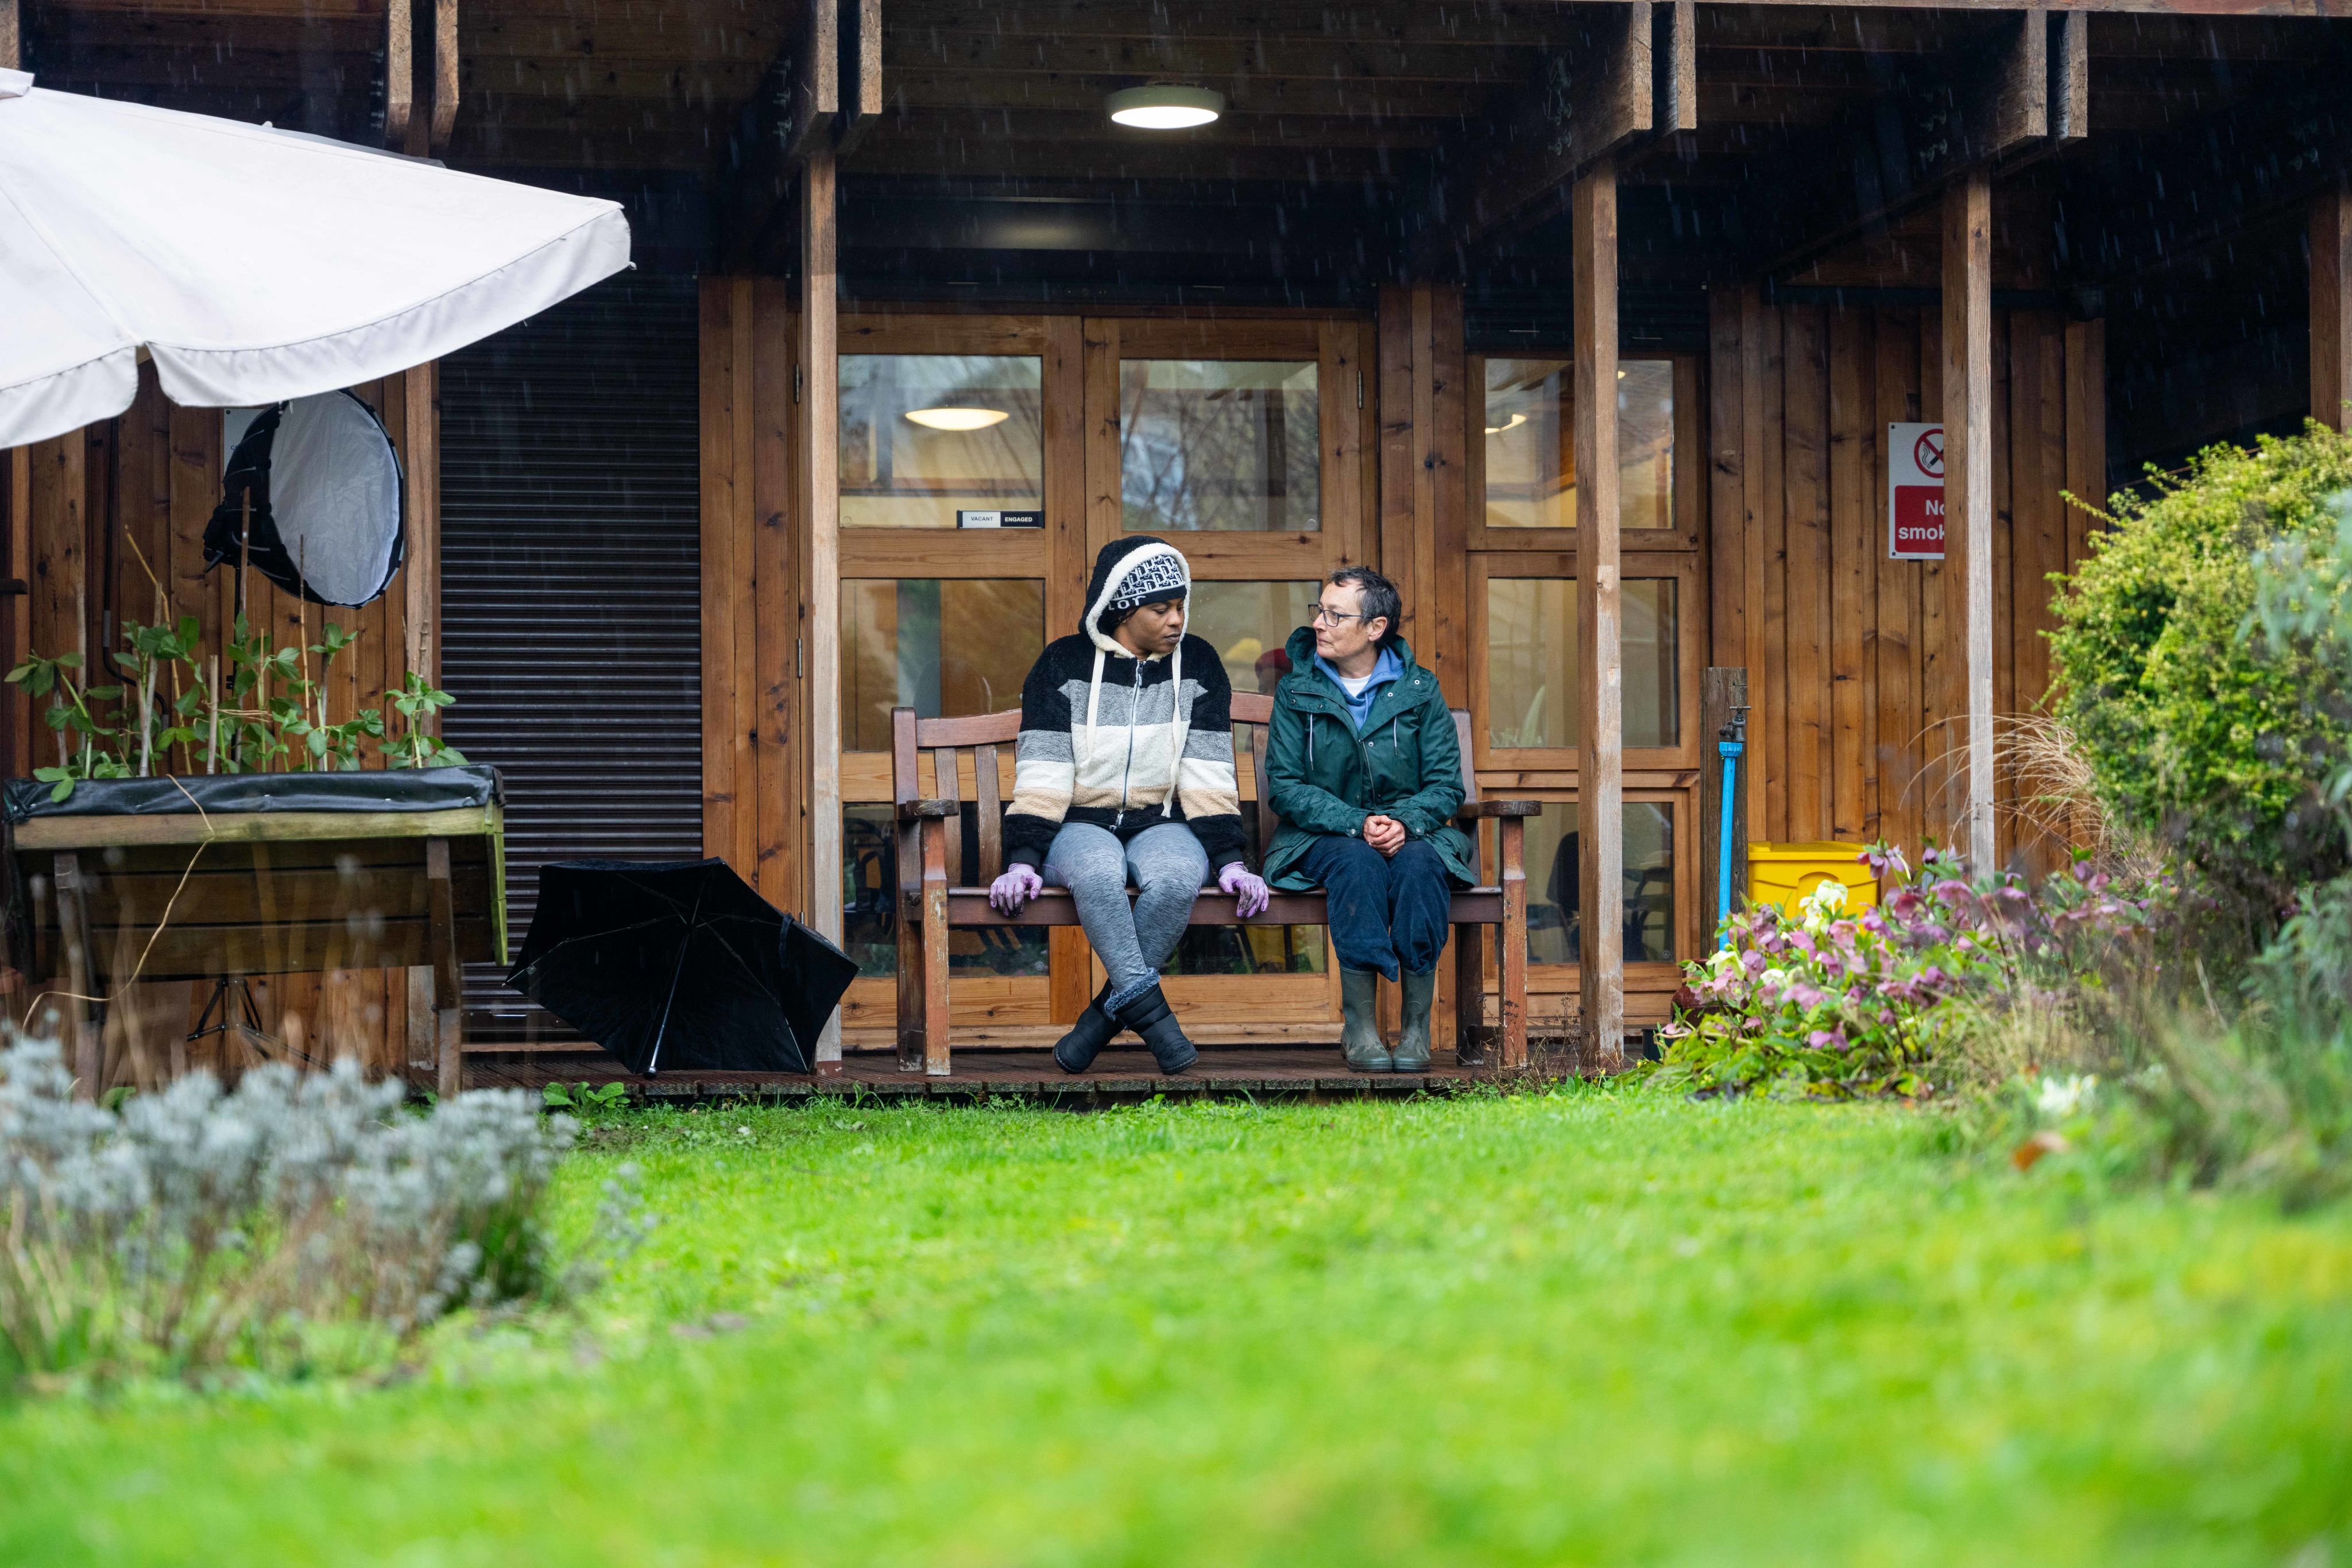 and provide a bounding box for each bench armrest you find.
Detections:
[895,799,958,820]
[1457,800,1542,819]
